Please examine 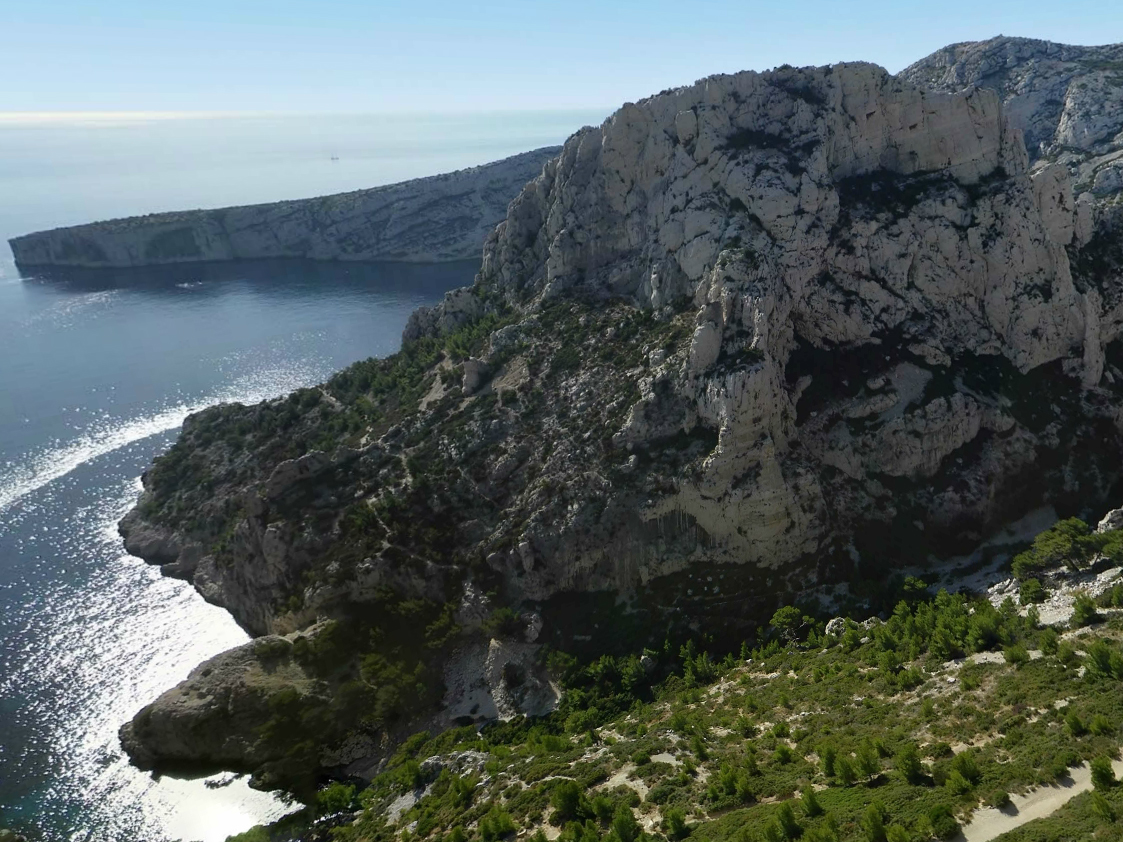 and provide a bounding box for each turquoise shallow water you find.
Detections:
[0,111,602,840]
